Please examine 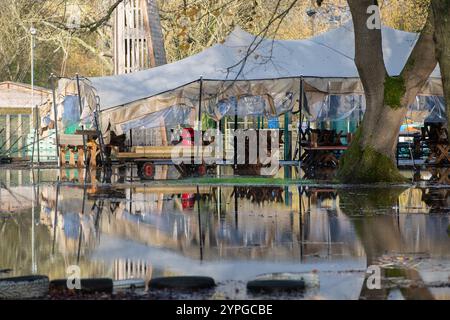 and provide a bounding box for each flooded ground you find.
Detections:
[0,166,449,300]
